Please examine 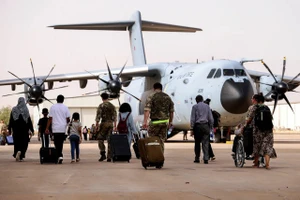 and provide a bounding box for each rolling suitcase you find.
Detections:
[39,134,58,164]
[132,133,140,159]
[110,133,131,162]
[138,136,164,169]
